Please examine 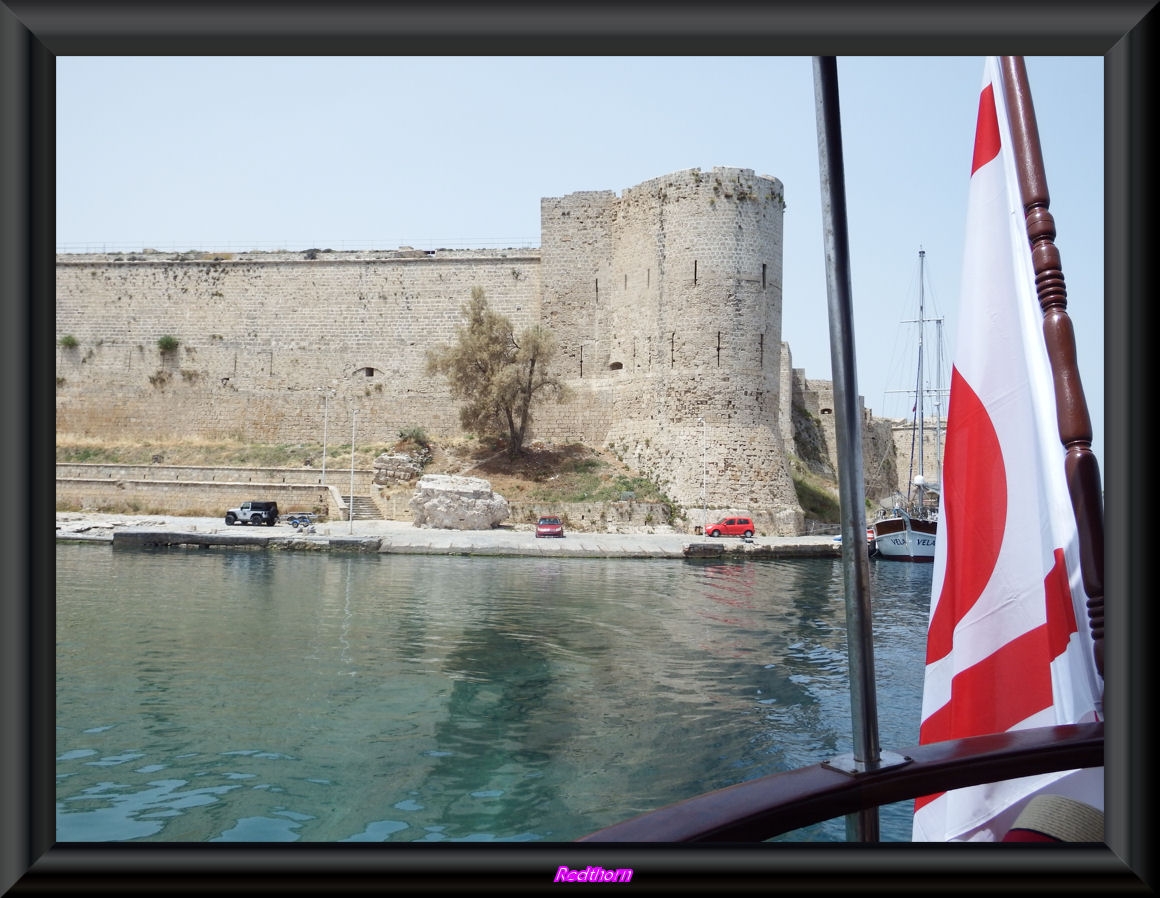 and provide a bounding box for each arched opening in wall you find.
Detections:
[609,361,623,371]
[352,365,386,396]
[821,408,833,415]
